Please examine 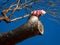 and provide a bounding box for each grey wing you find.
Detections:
[38,21,44,35]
